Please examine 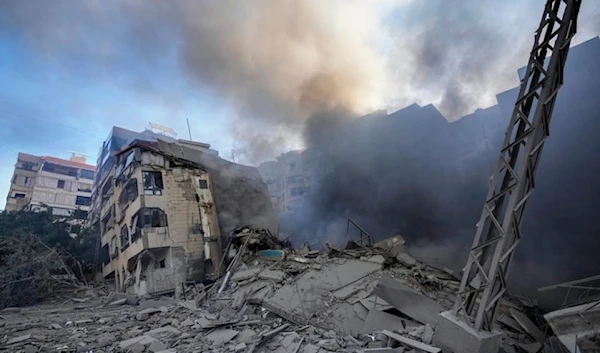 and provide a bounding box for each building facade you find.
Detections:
[5,152,95,218]
[93,126,276,296]
[258,150,308,214]
[97,139,220,296]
